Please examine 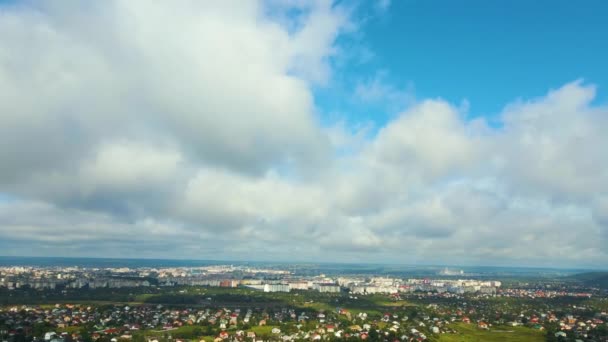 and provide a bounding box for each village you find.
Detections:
[1,284,607,342]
